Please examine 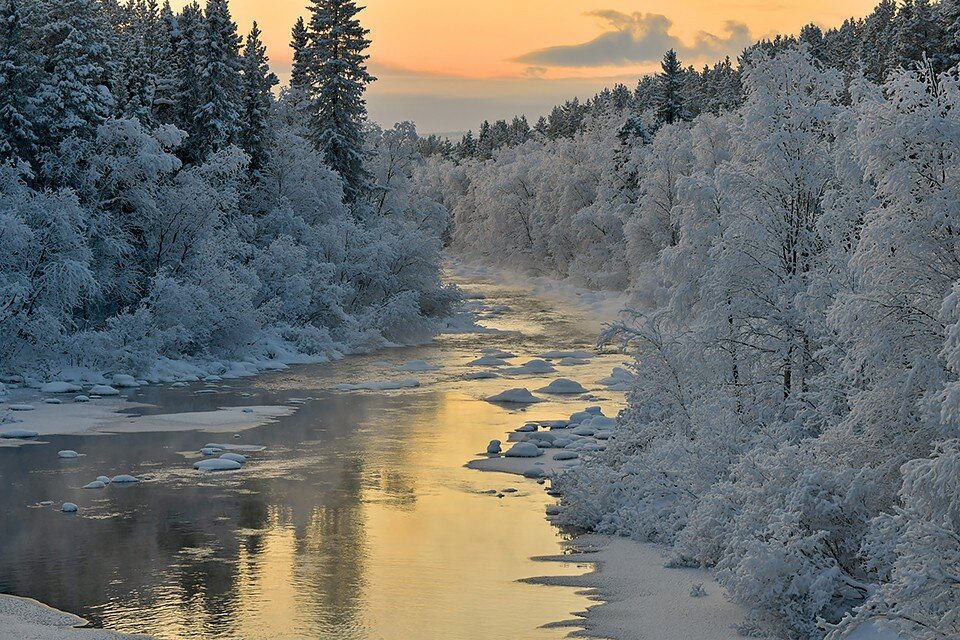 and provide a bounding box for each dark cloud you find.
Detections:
[515,11,753,68]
